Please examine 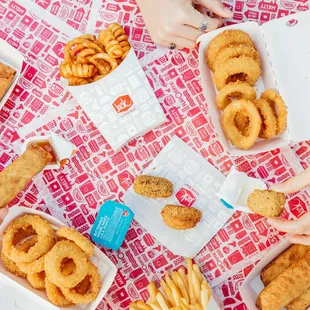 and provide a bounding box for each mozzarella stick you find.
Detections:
[261,244,310,286]
[0,144,52,208]
[287,288,310,310]
[256,251,310,310]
